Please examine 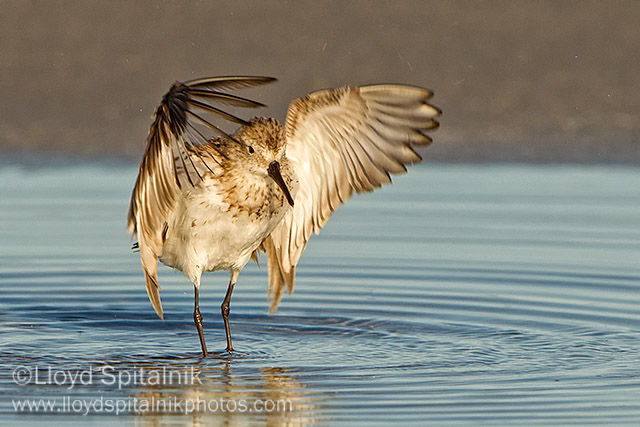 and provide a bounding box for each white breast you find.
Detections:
[159,177,289,285]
